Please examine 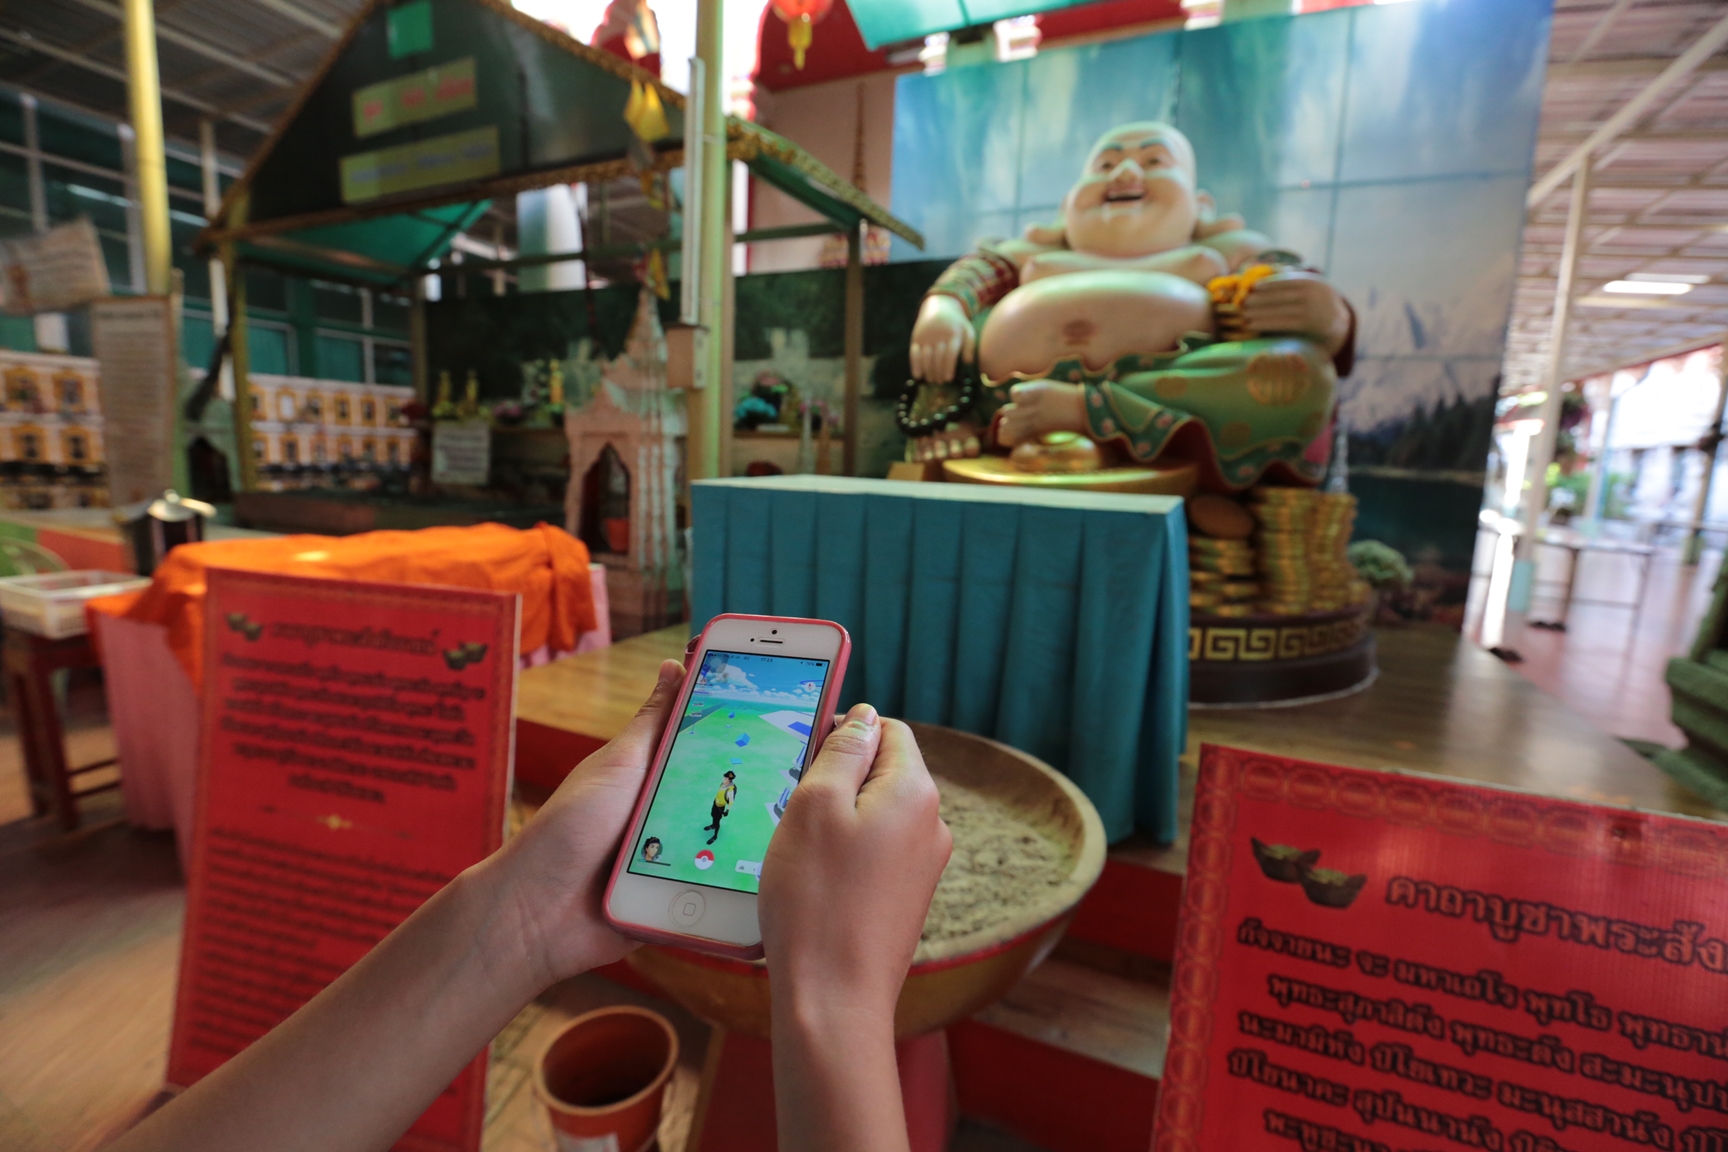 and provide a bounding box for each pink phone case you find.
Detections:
[602,614,852,960]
